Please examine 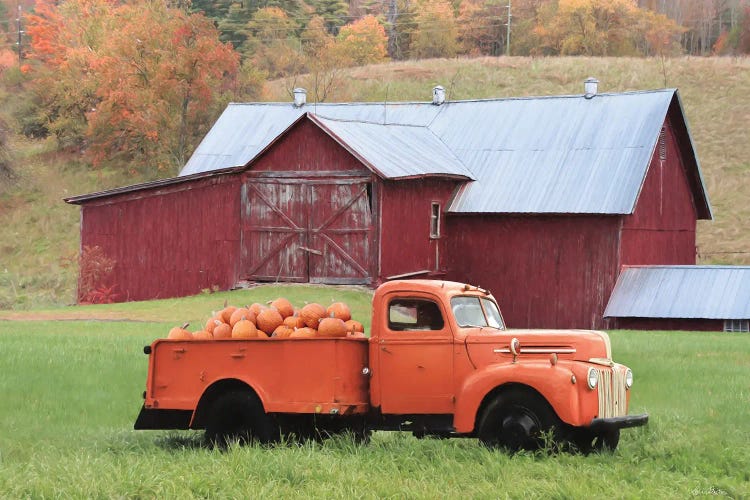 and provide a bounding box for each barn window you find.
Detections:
[724,319,749,332]
[430,203,441,239]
